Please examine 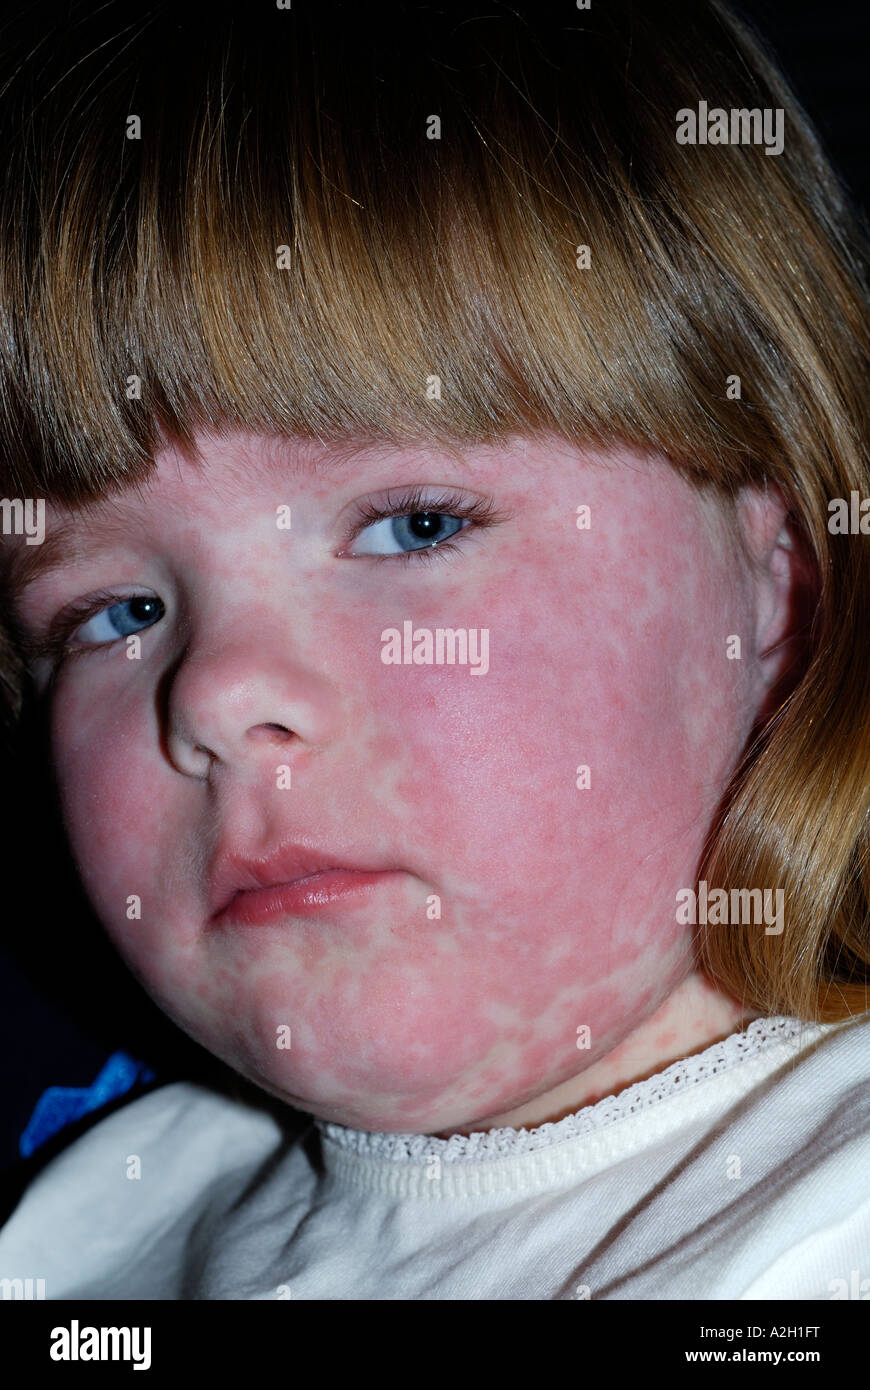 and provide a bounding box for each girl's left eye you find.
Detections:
[342,488,504,560]
[350,510,468,556]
